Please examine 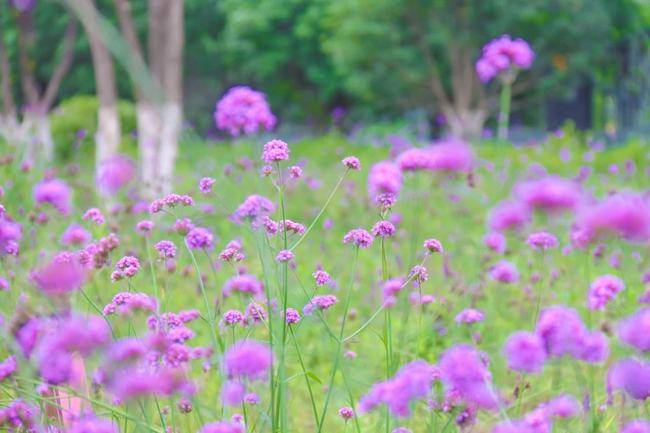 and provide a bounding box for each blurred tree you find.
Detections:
[323,0,647,138]
[218,0,346,124]
[70,0,121,182]
[0,1,77,161]
[112,0,184,197]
